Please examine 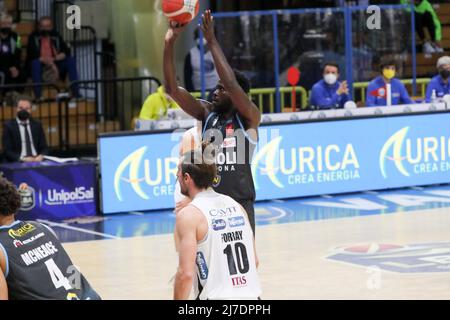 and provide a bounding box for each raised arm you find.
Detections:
[164,22,210,121]
[200,10,261,130]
